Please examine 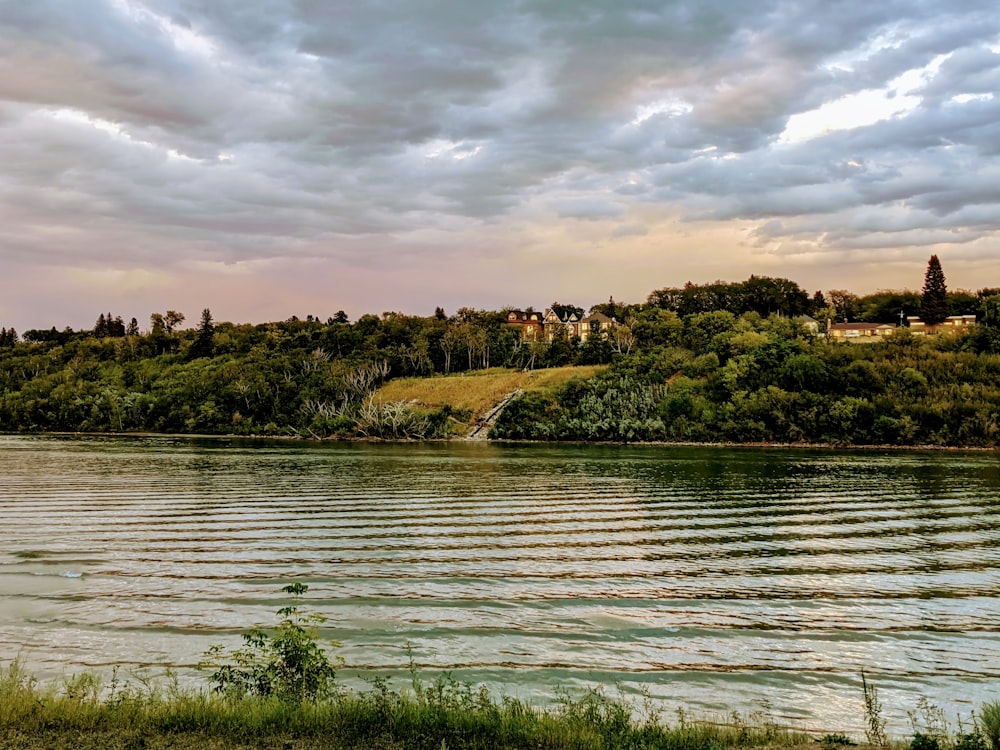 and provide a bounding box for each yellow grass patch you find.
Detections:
[374,366,606,419]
